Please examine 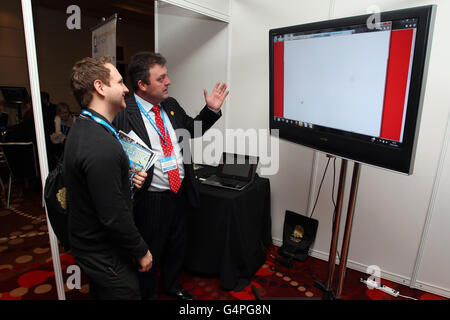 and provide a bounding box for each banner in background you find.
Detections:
[92,16,117,65]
